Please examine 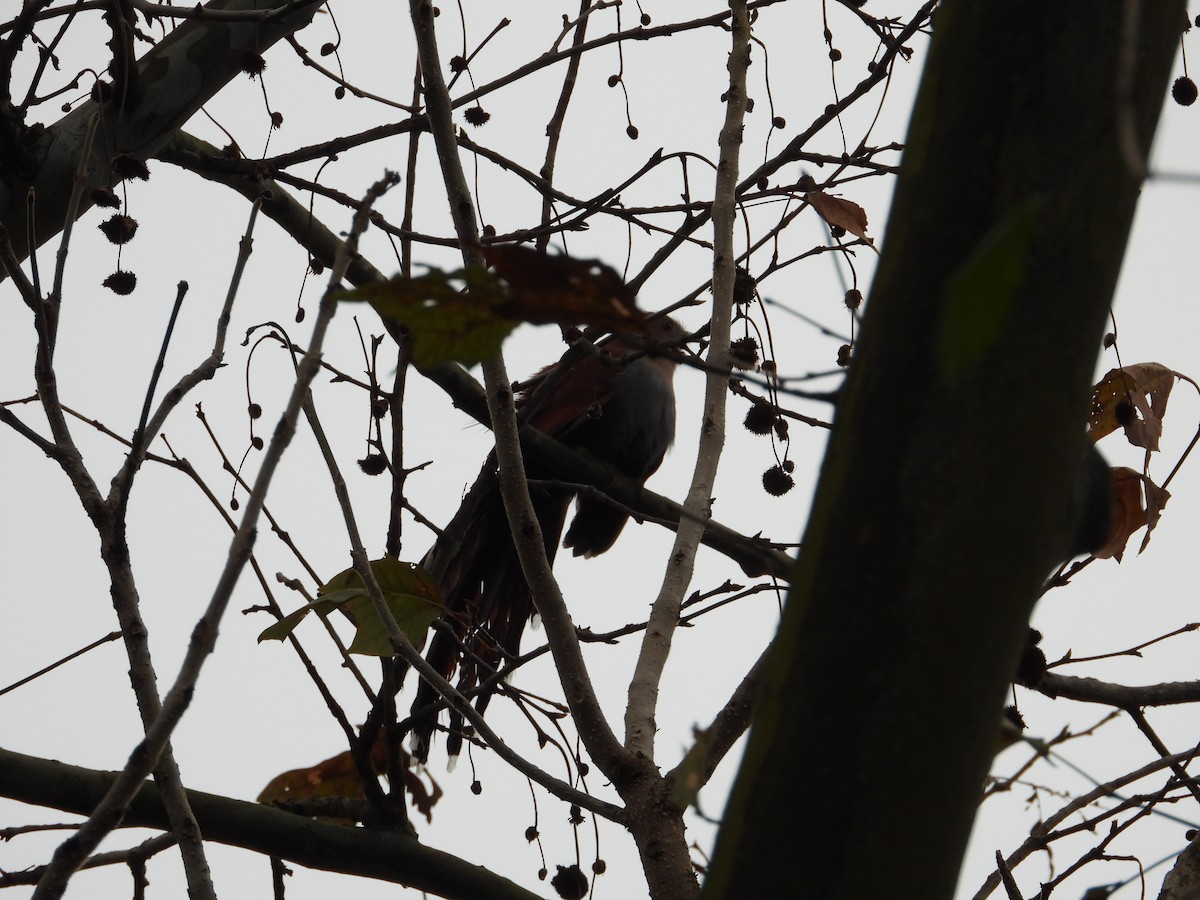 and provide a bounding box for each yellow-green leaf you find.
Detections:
[337,250,658,366]
[258,558,442,655]
[335,268,515,368]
